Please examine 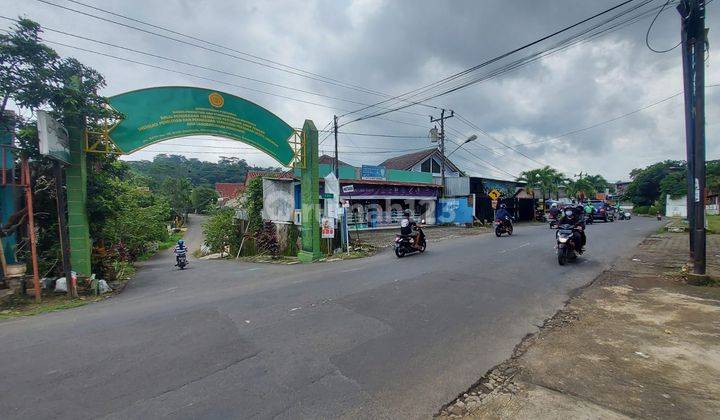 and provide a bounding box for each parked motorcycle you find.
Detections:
[556,223,582,265]
[176,254,188,270]
[495,217,514,237]
[394,224,426,257]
